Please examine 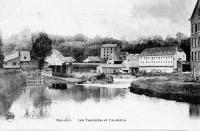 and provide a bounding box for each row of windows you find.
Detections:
[191,51,200,61]
[140,61,173,64]
[104,51,112,54]
[141,56,173,60]
[103,48,114,51]
[4,62,18,66]
[191,38,200,47]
